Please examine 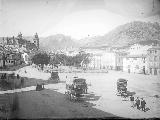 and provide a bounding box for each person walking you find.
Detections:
[21,77,24,88]
[141,98,146,112]
[130,95,135,107]
[17,74,20,79]
[135,97,140,109]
